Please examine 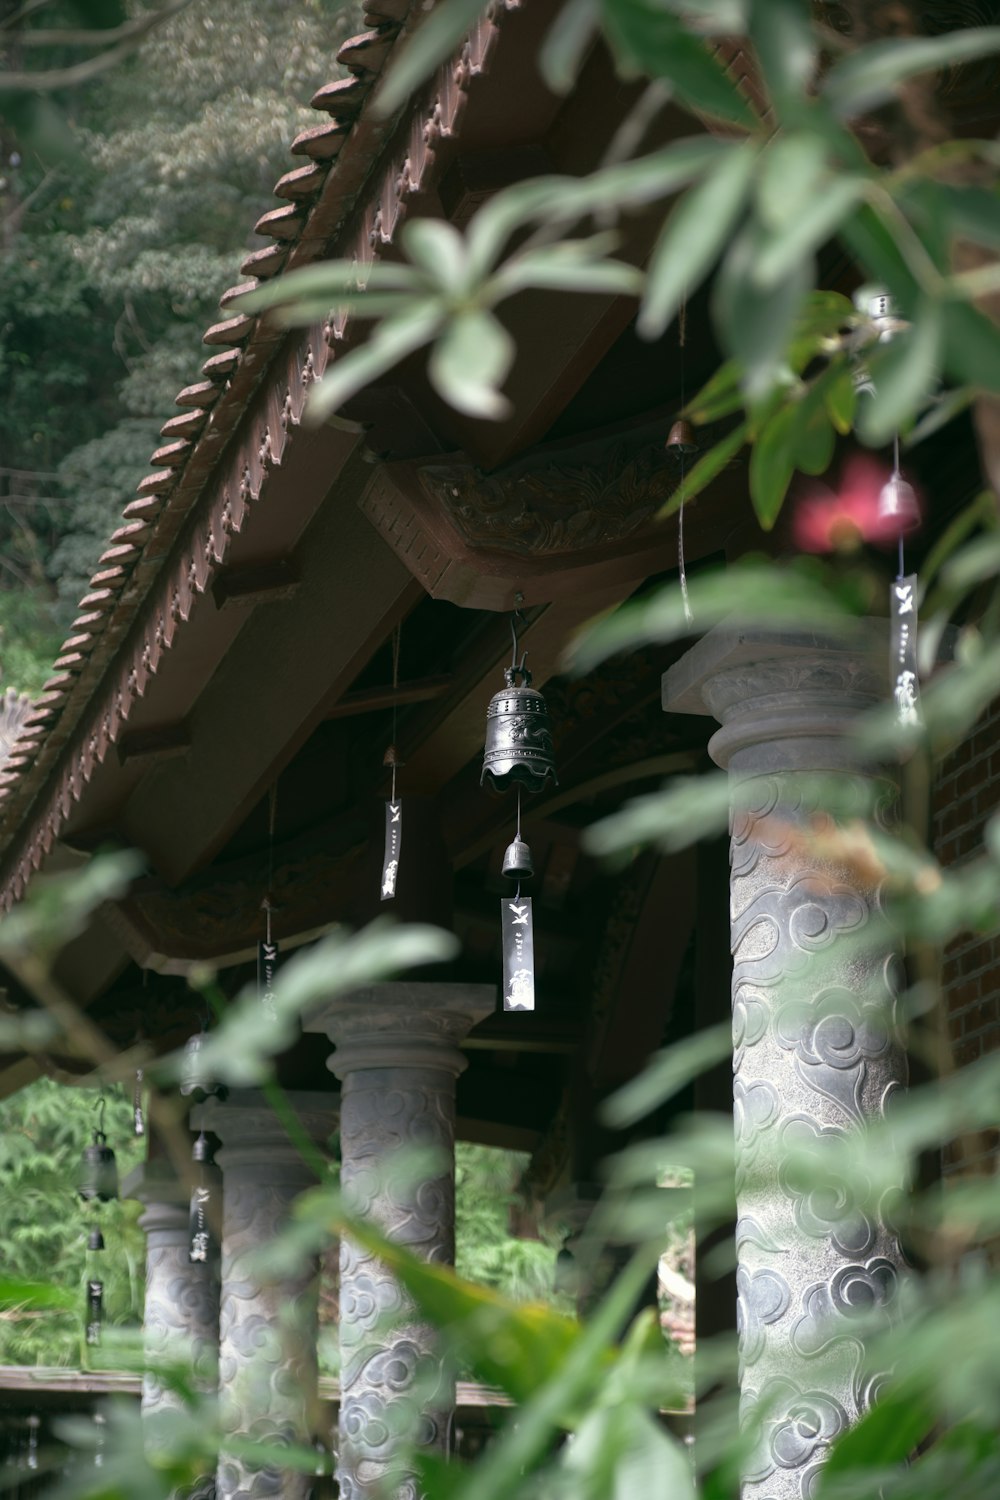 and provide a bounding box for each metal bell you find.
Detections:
[179,1030,227,1103]
[501,836,533,881]
[87,1226,105,1252]
[481,664,557,794]
[665,418,698,454]
[878,473,921,534]
[78,1132,119,1203]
